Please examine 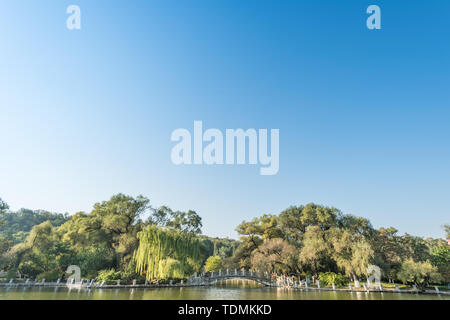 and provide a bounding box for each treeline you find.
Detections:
[0,199,68,245]
[0,195,237,283]
[0,196,448,290]
[230,204,449,290]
